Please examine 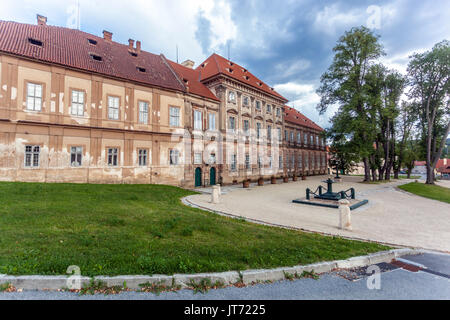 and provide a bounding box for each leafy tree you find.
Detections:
[408,40,450,184]
[317,26,384,181]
